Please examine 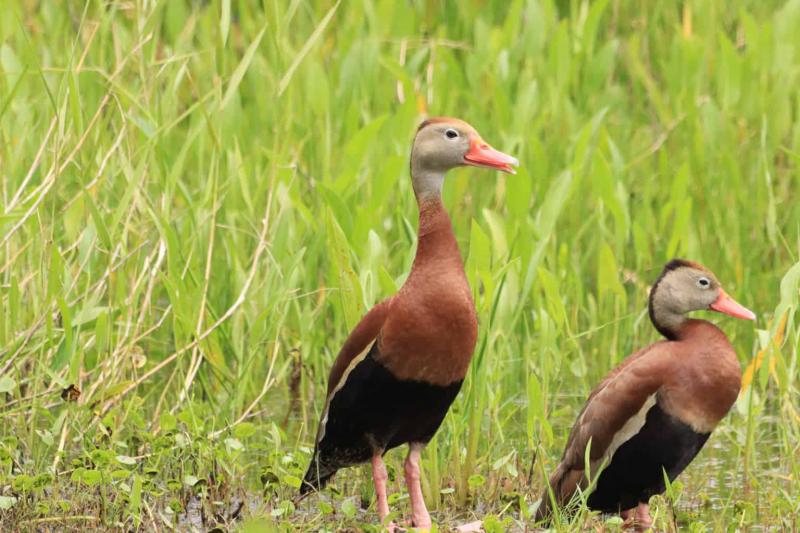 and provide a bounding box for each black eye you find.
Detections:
[698,277,710,288]
[445,129,459,139]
